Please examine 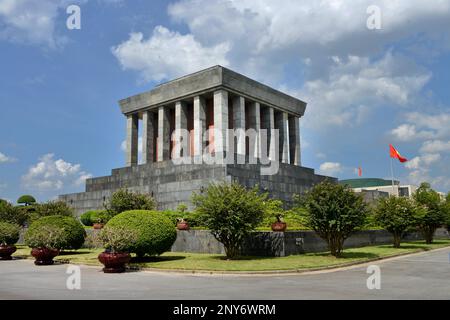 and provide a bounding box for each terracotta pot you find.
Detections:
[93,223,104,230]
[98,251,131,273]
[0,245,17,260]
[271,222,287,232]
[177,221,190,231]
[31,248,60,265]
